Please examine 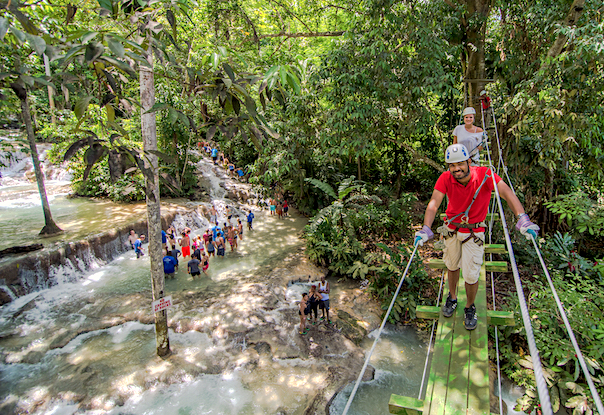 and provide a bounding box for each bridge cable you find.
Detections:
[529,235,604,414]
[481,104,506,415]
[480,105,554,415]
[418,270,447,400]
[482,101,604,415]
[341,244,420,415]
